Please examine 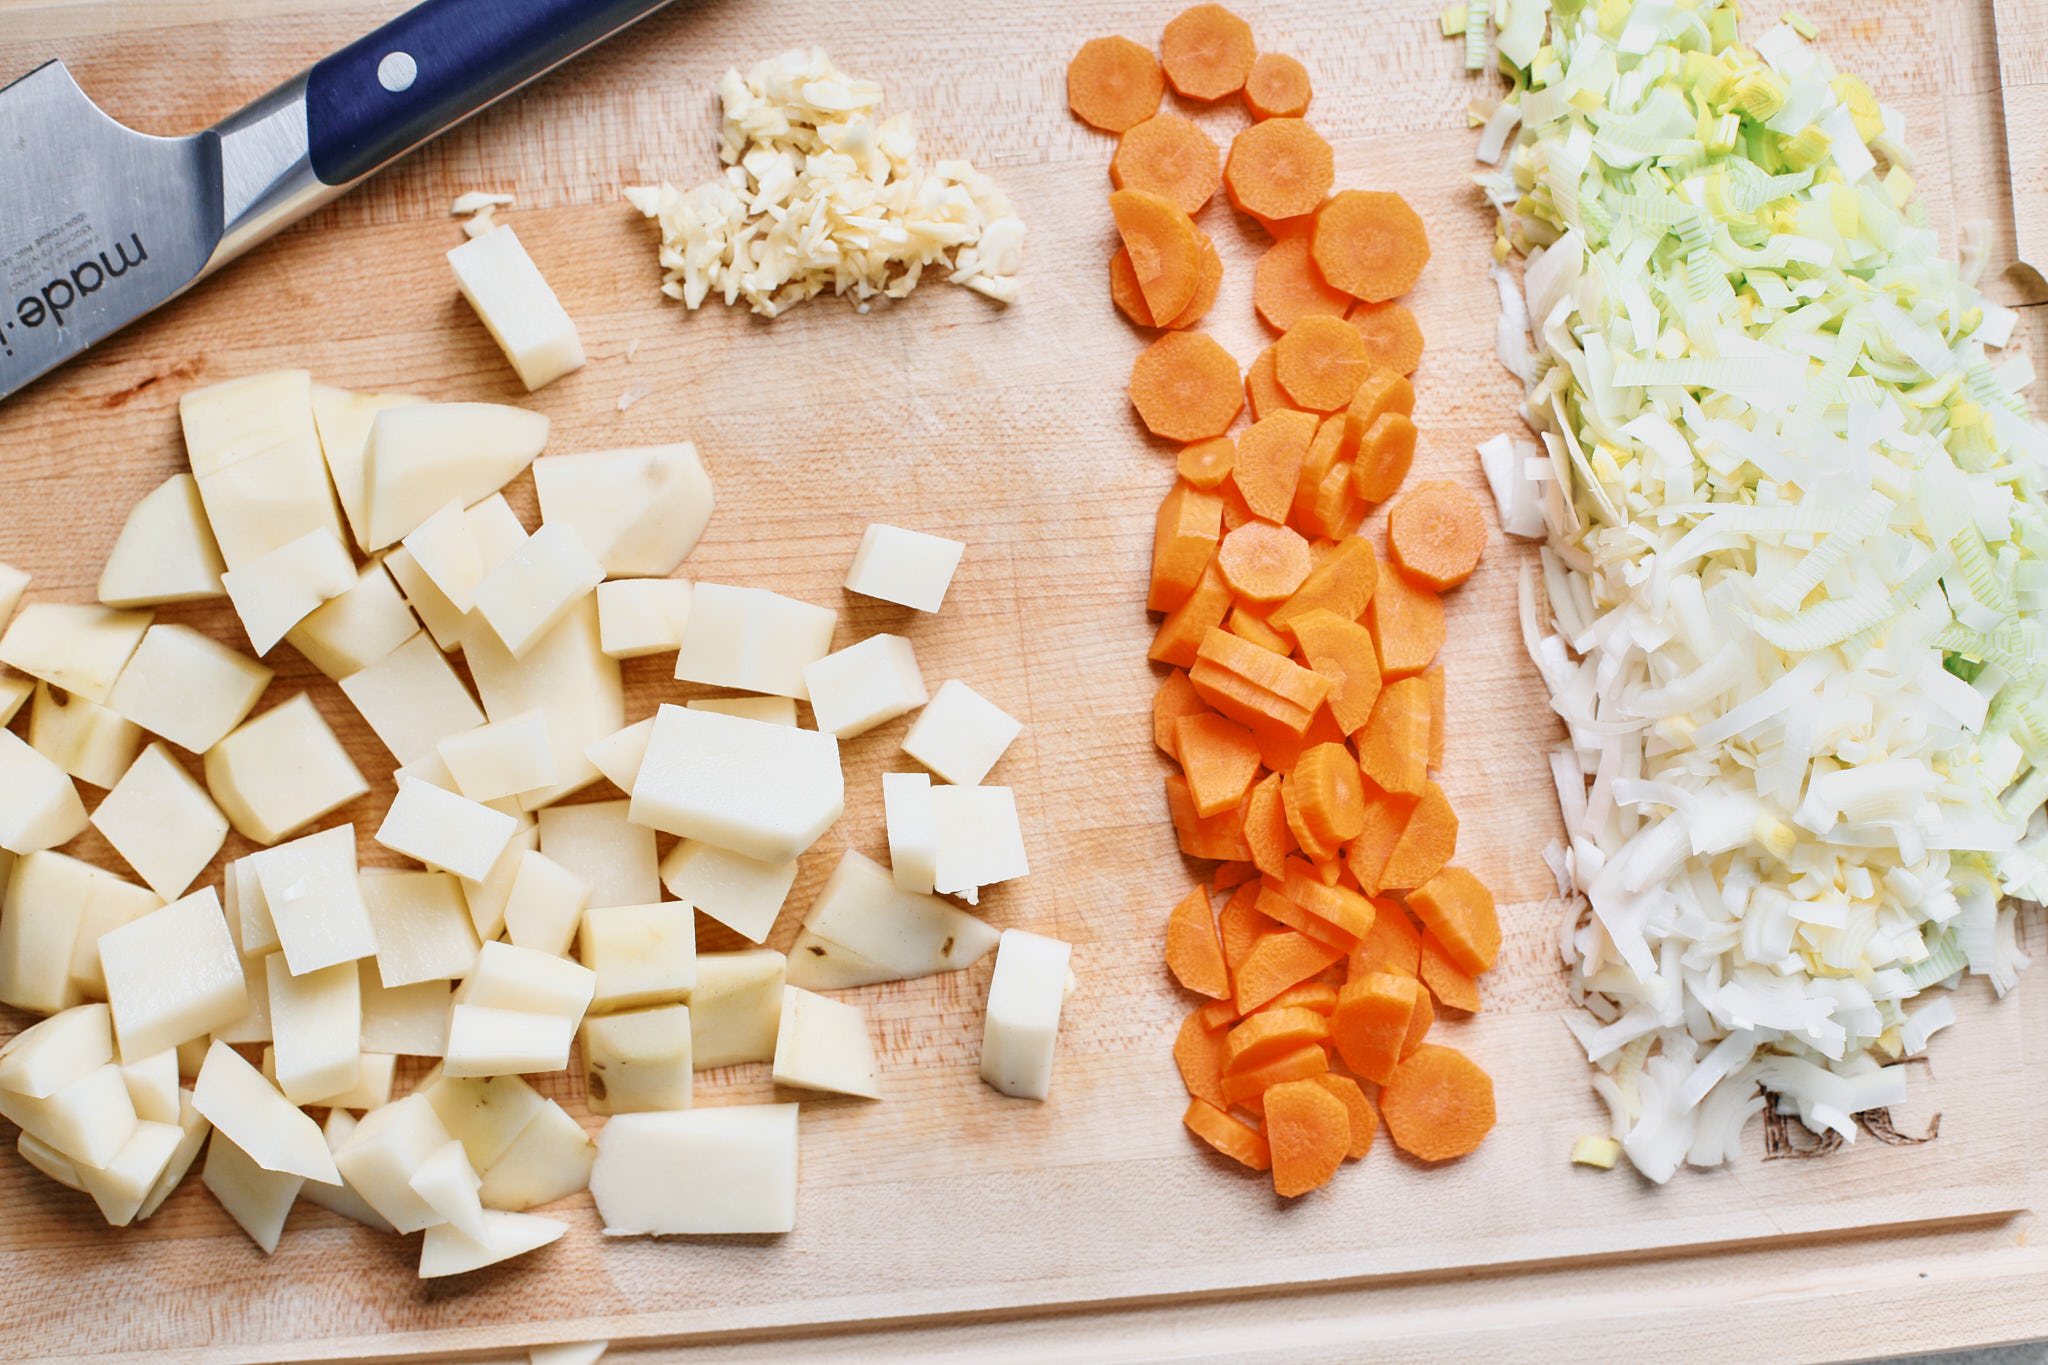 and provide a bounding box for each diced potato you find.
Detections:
[465,597,620,809]
[135,1089,210,1221]
[89,742,229,901]
[477,1097,593,1210]
[81,1118,184,1226]
[190,1039,339,1182]
[931,784,1029,905]
[771,986,880,1099]
[100,889,247,1062]
[97,473,226,607]
[339,630,487,767]
[361,869,480,986]
[536,799,659,908]
[0,852,117,1012]
[472,523,606,659]
[106,623,272,752]
[533,443,713,577]
[251,825,376,974]
[457,941,598,1018]
[0,1002,113,1098]
[219,527,358,655]
[901,678,1022,786]
[596,578,693,659]
[786,849,997,989]
[66,872,162,1000]
[415,1070,548,1171]
[118,1047,181,1125]
[309,385,427,553]
[581,1006,692,1114]
[401,499,486,613]
[686,695,796,725]
[300,1108,398,1231]
[377,776,520,882]
[333,1092,456,1232]
[409,1138,488,1239]
[18,1130,85,1190]
[307,1052,396,1111]
[502,850,592,958]
[266,956,361,1105]
[419,1208,567,1277]
[385,545,473,652]
[672,583,836,700]
[29,682,141,788]
[688,950,785,1069]
[361,966,453,1057]
[364,402,549,551]
[438,708,556,805]
[629,705,843,863]
[0,1061,137,1167]
[658,839,796,944]
[882,771,939,894]
[579,902,696,1012]
[459,823,538,943]
[590,1105,797,1234]
[180,369,344,569]
[802,634,928,738]
[0,601,151,704]
[204,1130,305,1252]
[0,729,89,856]
[979,929,1073,1101]
[447,226,587,393]
[204,694,369,845]
[444,1004,579,1078]
[844,523,965,613]
[284,563,420,679]
[583,717,654,794]
[228,854,277,958]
